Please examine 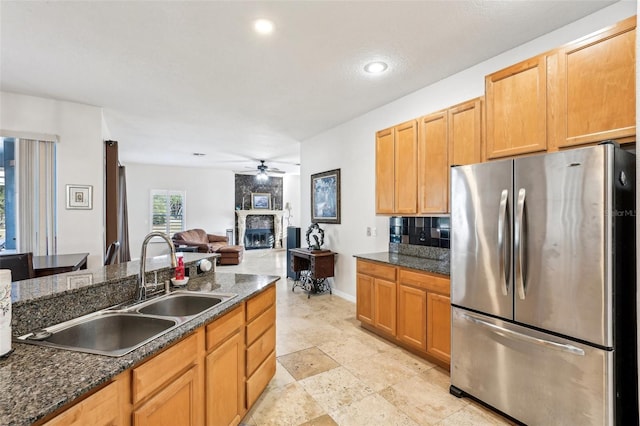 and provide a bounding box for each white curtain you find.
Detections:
[17,139,56,255]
